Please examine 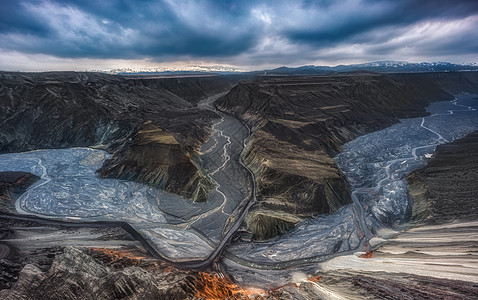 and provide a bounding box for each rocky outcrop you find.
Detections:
[0,172,39,212]
[407,130,478,224]
[0,211,267,299]
[0,212,201,299]
[240,129,351,239]
[217,73,459,239]
[0,72,246,202]
[98,122,213,202]
[0,247,197,300]
[268,271,478,299]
